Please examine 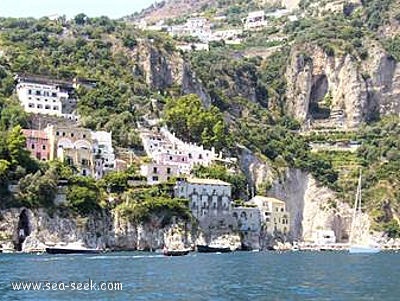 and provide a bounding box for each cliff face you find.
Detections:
[240,149,354,243]
[134,41,211,107]
[0,208,247,252]
[269,169,353,243]
[0,208,195,252]
[285,44,400,128]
